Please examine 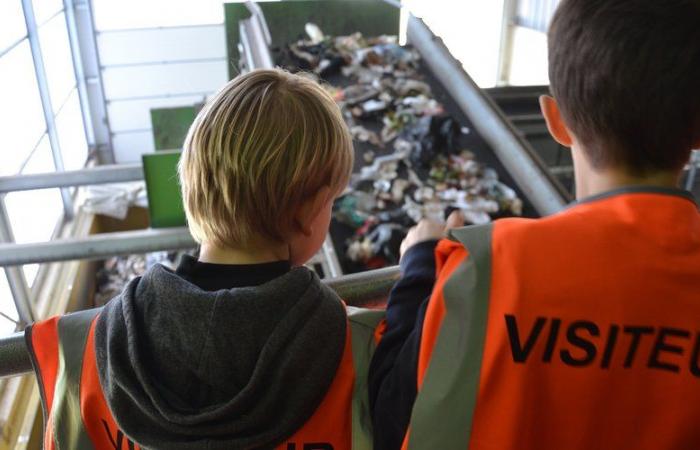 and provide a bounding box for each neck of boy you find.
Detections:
[573,151,682,200]
[198,241,291,265]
